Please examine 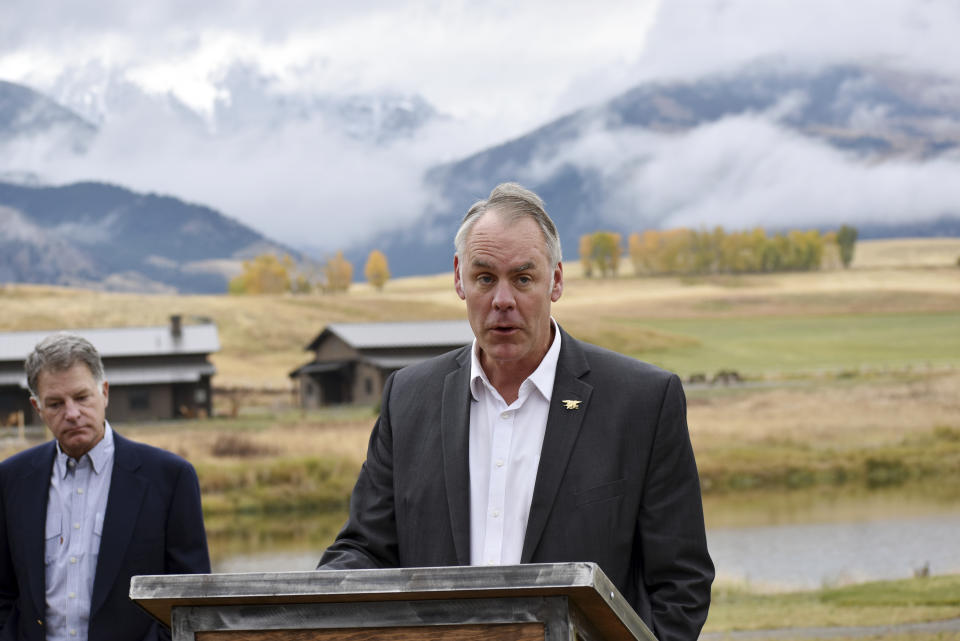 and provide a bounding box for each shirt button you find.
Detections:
[500,411,510,419]
[492,510,500,518]
[486,560,496,566]
[70,629,77,636]
[68,592,76,599]
[70,557,77,564]
[495,459,504,467]
[73,523,80,529]
[77,488,84,495]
